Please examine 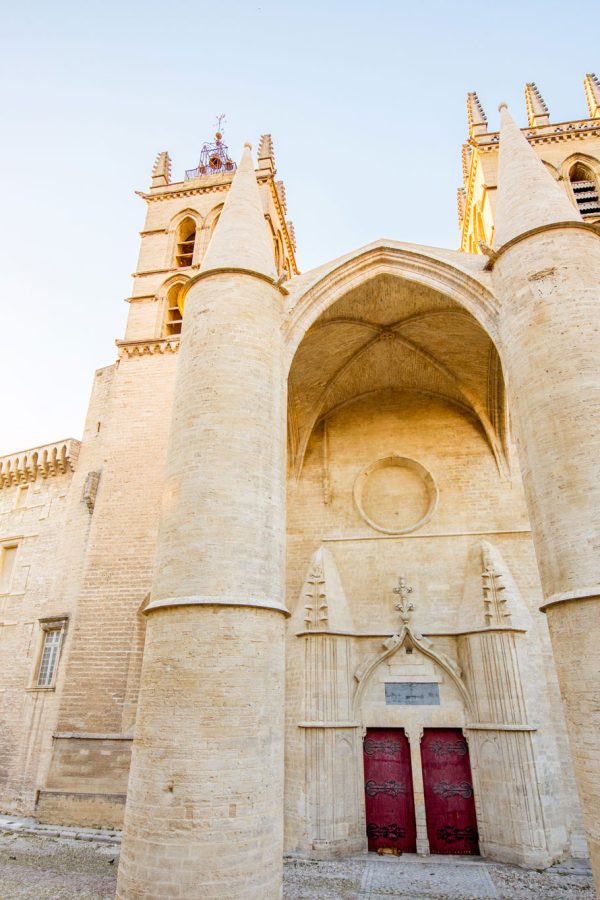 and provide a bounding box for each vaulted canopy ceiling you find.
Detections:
[287,273,508,477]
